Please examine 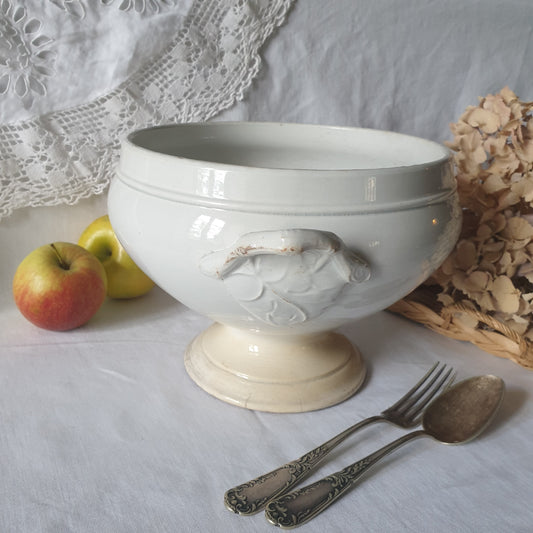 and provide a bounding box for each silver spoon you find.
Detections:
[265,374,505,529]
